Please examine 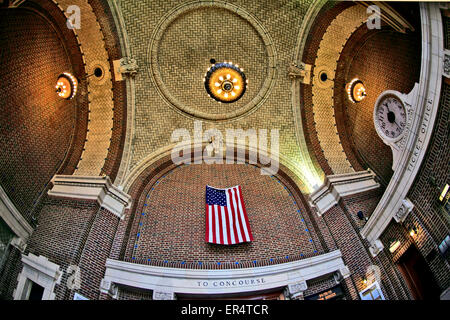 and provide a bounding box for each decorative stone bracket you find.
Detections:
[100,279,118,299]
[153,291,176,300]
[10,236,27,252]
[309,170,380,216]
[393,198,414,223]
[368,239,384,257]
[48,175,132,220]
[288,62,311,84]
[113,57,138,81]
[444,49,450,78]
[286,280,307,299]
